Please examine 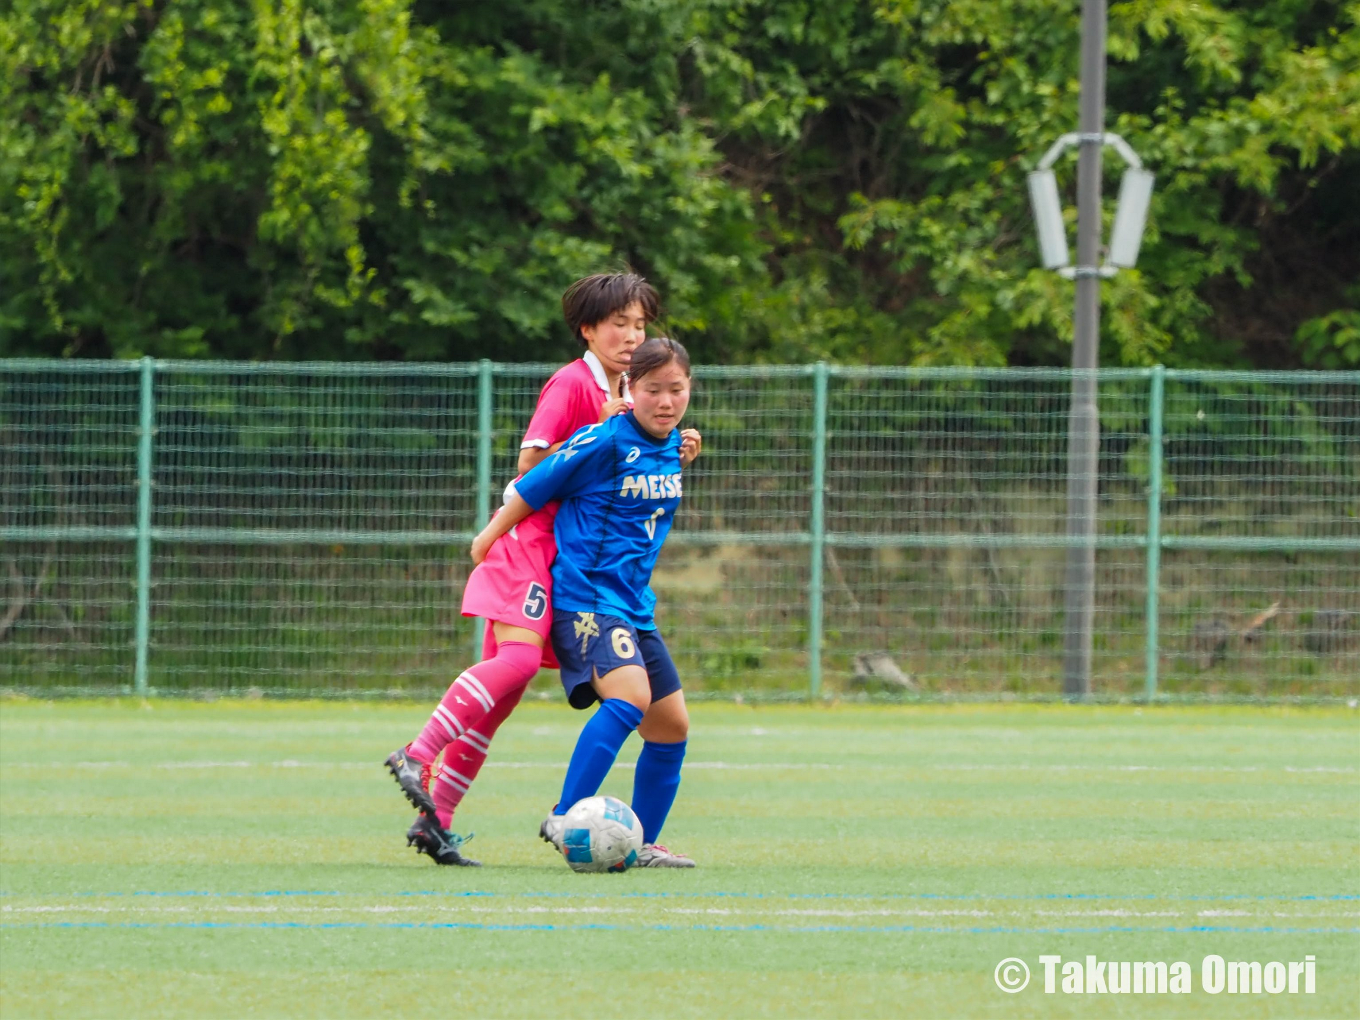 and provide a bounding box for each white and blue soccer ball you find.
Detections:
[559,795,644,873]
